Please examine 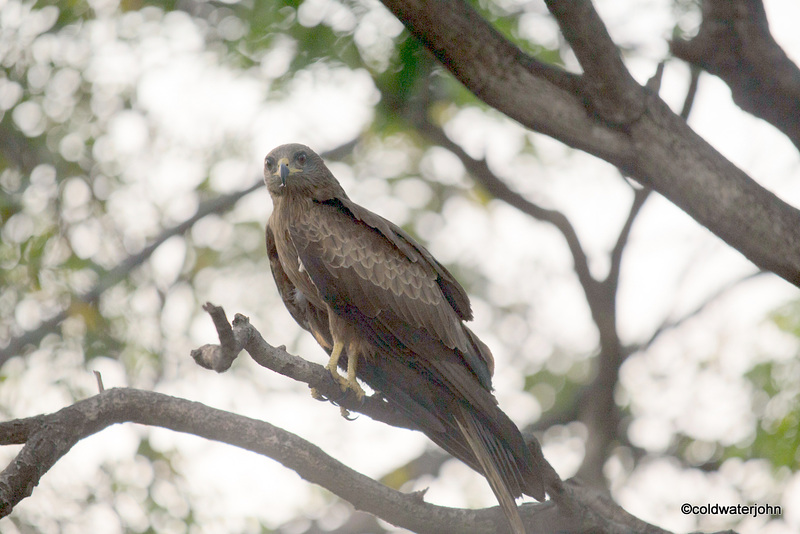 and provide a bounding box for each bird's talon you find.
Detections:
[325,364,348,388]
[348,380,366,401]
